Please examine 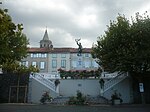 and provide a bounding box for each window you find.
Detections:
[77,58,82,66]
[61,54,66,58]
[21,61,28,67]
[33,53,37,58]
[41,53,47,58]
[61,60,66,68]
[78,60,82,66]
[72,61,77,68]
[52,54,57,58]
[52,60,57,68]
[30,53,47,58]
[44,53,47,57]
[32,61,37,67]
[38,53,41,57]
[31,53,33,57]
[40,62,45,69]
[85,53,89,57]
[85,61,90,68]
